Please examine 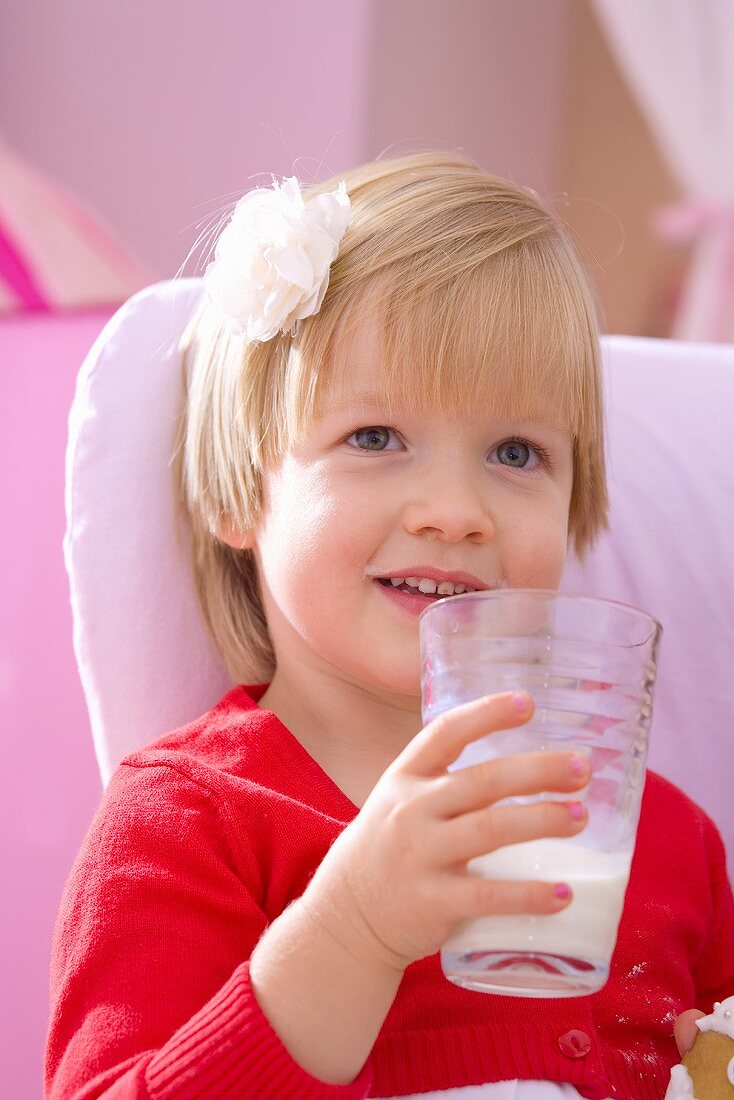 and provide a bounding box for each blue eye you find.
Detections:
[495,439,546,470]
[344,426,552,471]
[346,426,402,452]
